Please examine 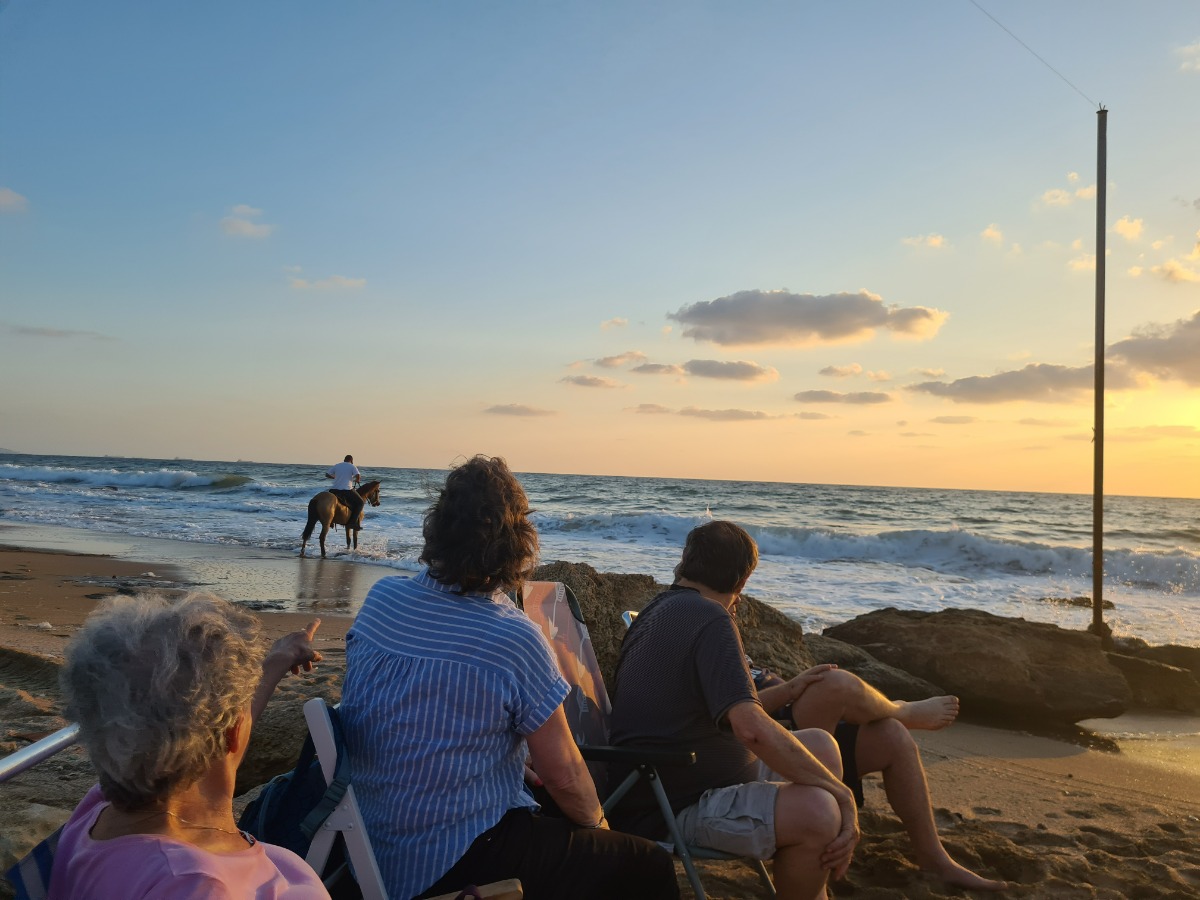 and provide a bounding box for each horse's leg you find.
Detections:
[319,517,330,558]
[301,509,318,557]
